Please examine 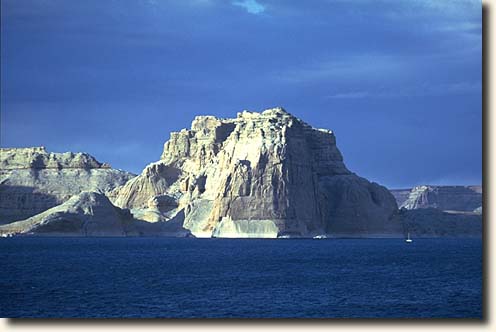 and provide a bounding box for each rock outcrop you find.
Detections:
[393,185,482,212]
[111,107,401,238]
[0,147,136,224]
[1,111,480,238]
[398,208,482,238]
[389,189,412,207]
[0,191,191,237]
